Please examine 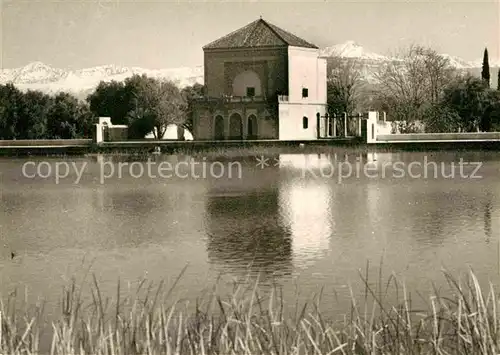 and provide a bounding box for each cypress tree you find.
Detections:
[482,48,490,87]
[497,68,500,90]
